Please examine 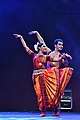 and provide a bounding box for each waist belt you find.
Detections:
[33,69,46,75]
